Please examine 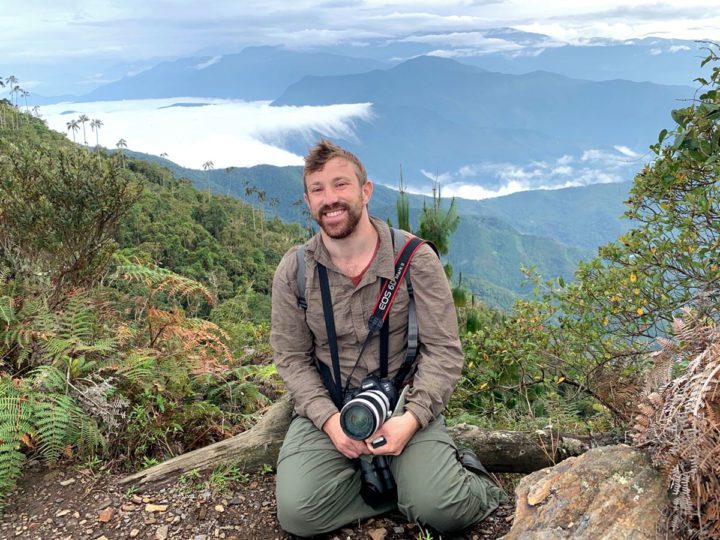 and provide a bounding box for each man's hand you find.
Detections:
[322,413,370,459]
[366,412,420,456]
